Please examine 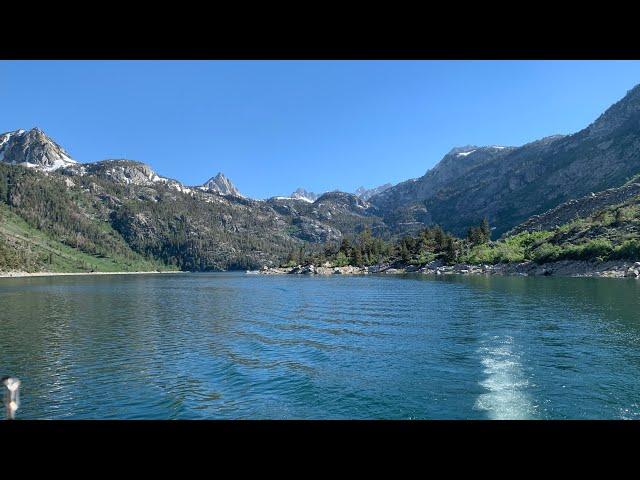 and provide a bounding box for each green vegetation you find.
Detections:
[0,204,167,273]
[462,231,553,264]
[0,164,172,273]
[283,222,467,268]
[465,196,640,265]
[458,197,640,265]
